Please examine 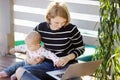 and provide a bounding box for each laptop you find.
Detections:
[46,60,102,80]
